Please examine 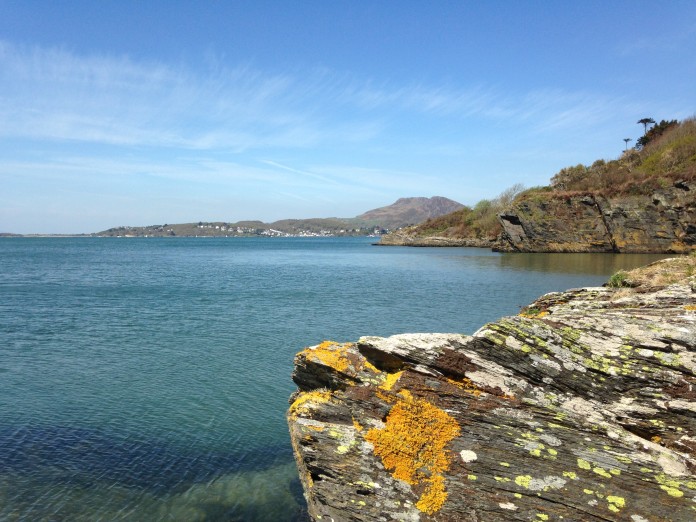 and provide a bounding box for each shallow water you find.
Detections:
[0,237,670,520]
